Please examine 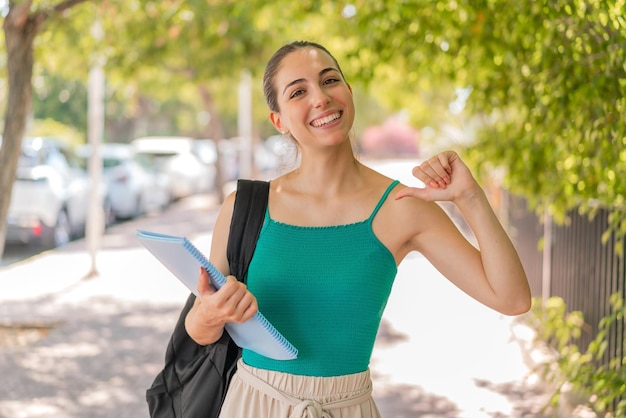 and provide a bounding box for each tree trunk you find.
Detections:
[198,84,227,203]
[0,5,41,259]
